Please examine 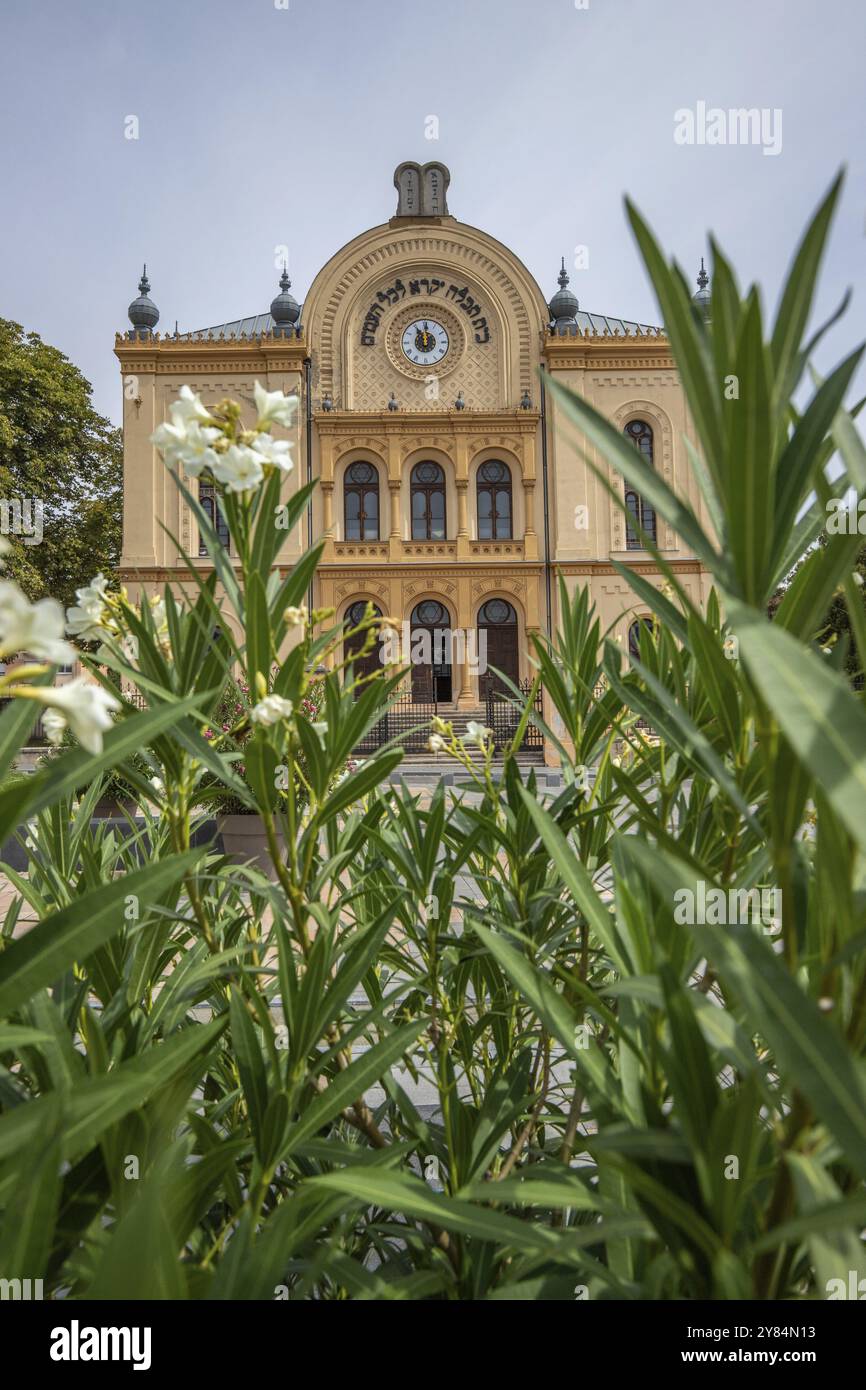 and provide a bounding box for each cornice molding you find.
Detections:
[314,409,539,434]
[543,336,675,371]
[113,335,308,374]
[554,559,702,576]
